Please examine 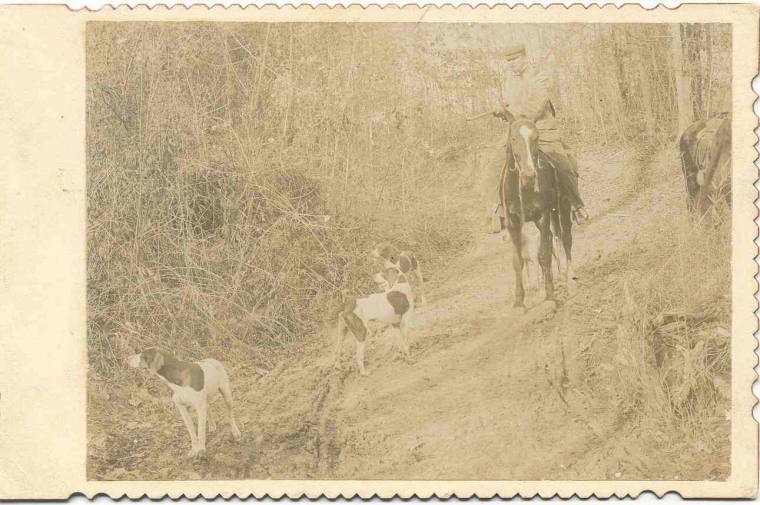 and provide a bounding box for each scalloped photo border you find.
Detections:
[0,2,757,499]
